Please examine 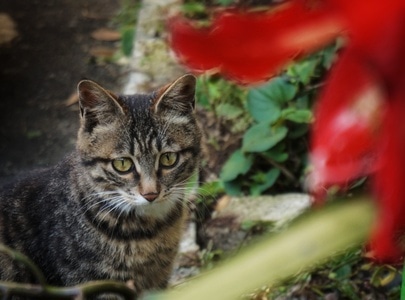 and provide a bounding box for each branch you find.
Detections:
[261,155,297,182]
